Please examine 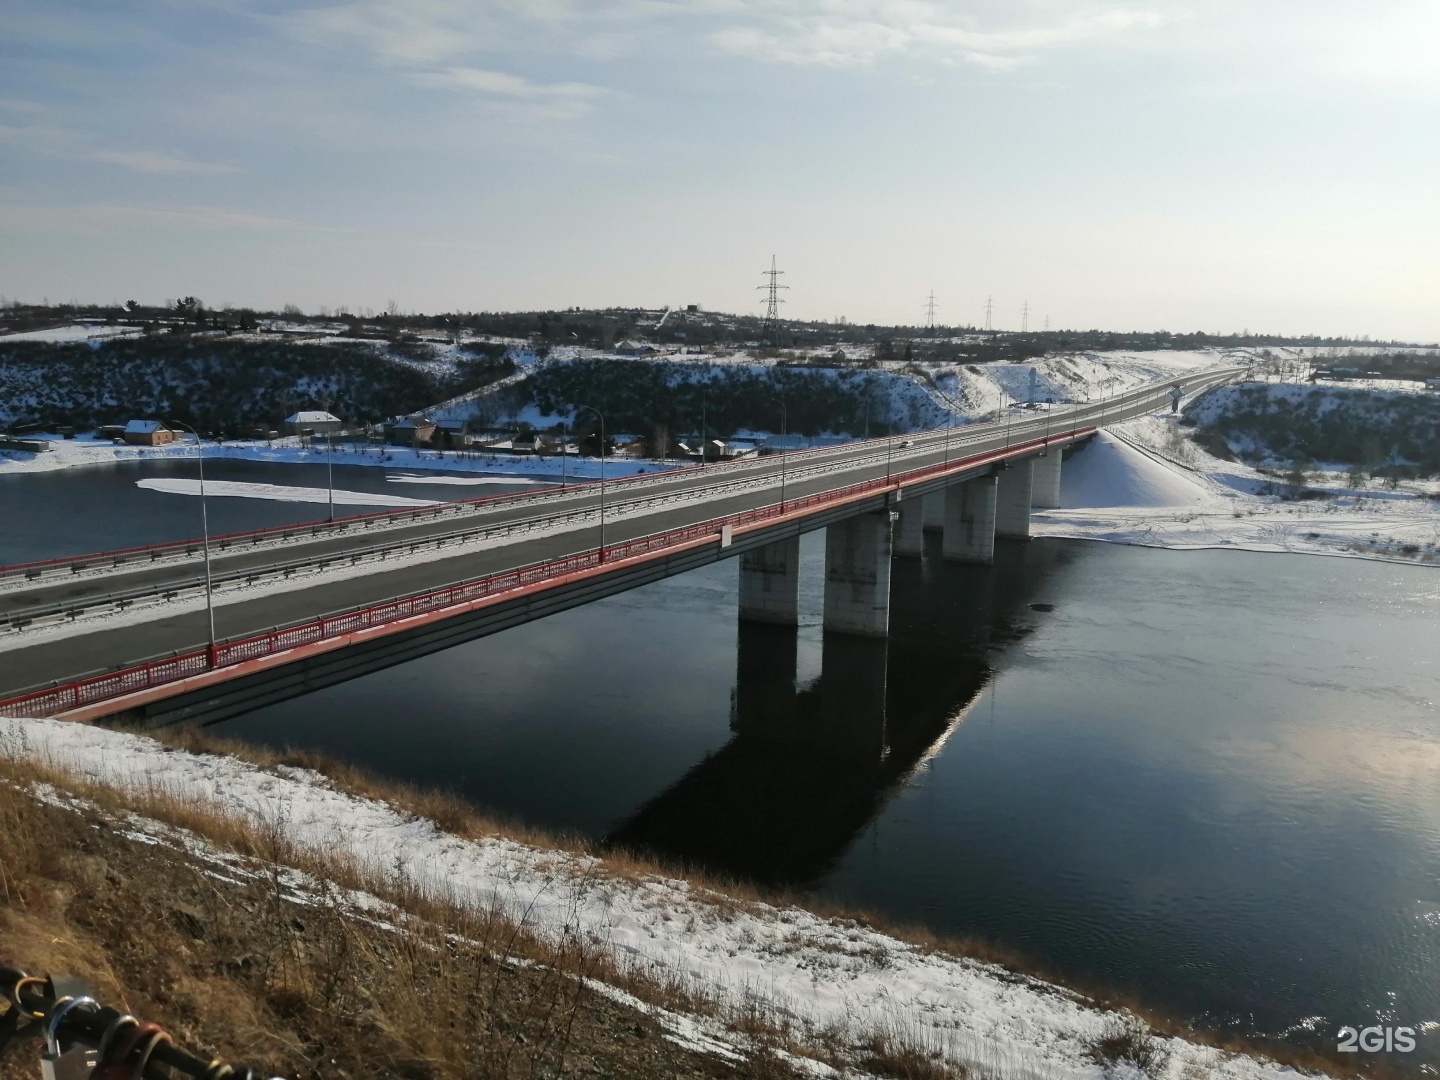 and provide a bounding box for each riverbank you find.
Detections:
[0,432,672,480]
[0,715,1359,1080]
[1033,418,1440,565]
